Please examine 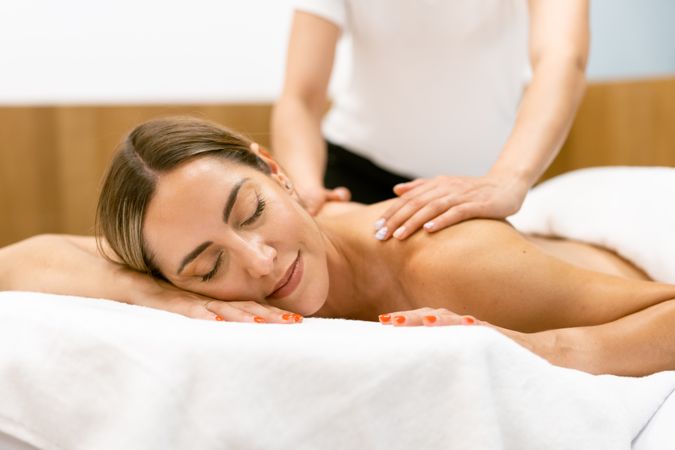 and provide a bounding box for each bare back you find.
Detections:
[319,200,650,281]
[317,200,675,331]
